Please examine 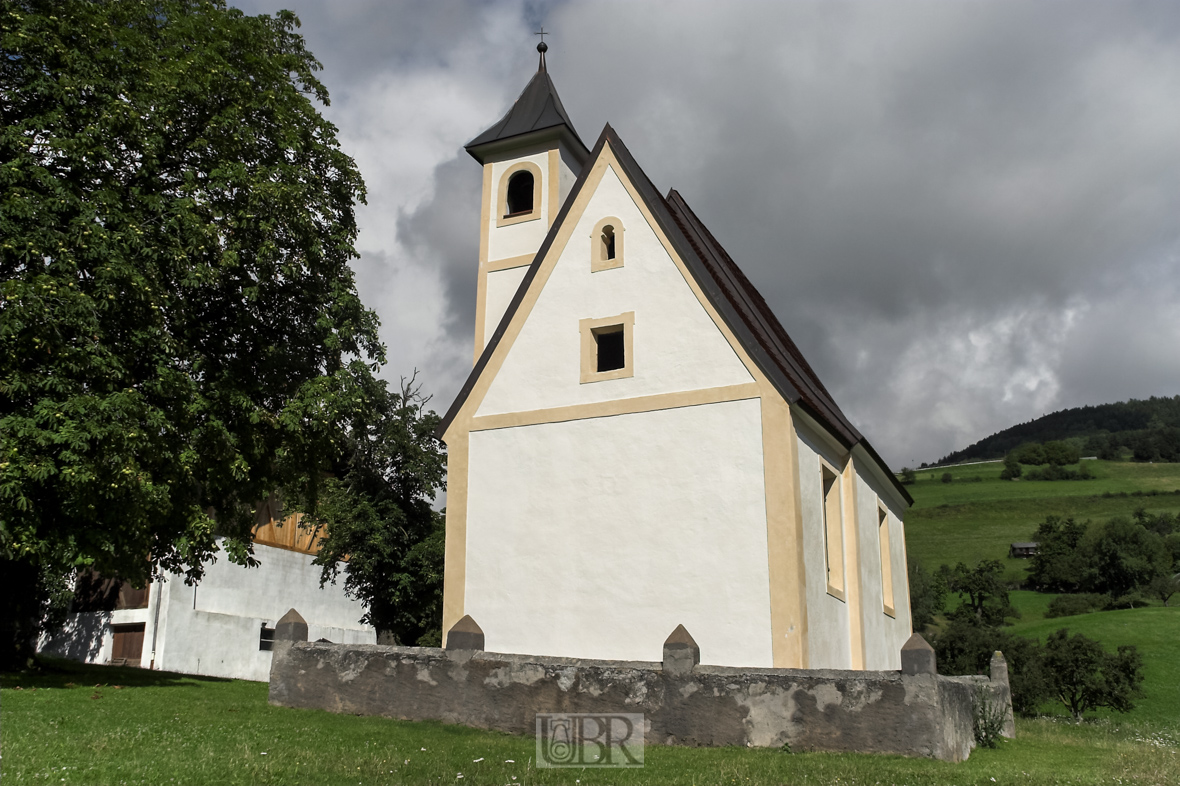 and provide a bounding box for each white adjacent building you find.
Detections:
[439,47,914,670]
[40,514,374,681]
